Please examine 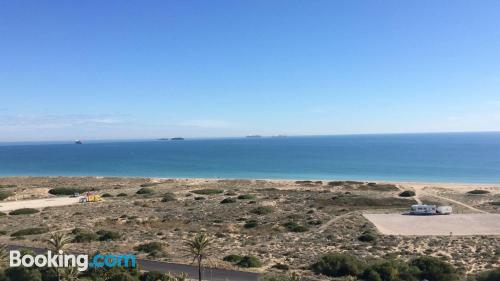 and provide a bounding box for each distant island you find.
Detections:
[157,137,185,141]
